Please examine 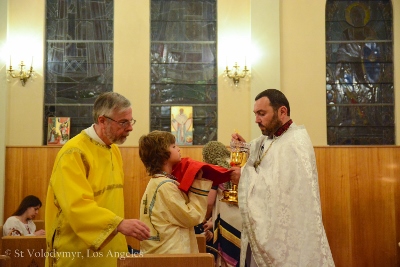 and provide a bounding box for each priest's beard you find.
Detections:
[259,111,282,136]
